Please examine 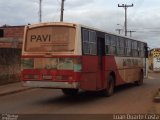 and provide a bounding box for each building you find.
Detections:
[0,25,25,83]
[148,48,160,72]
[0,25,24,48]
